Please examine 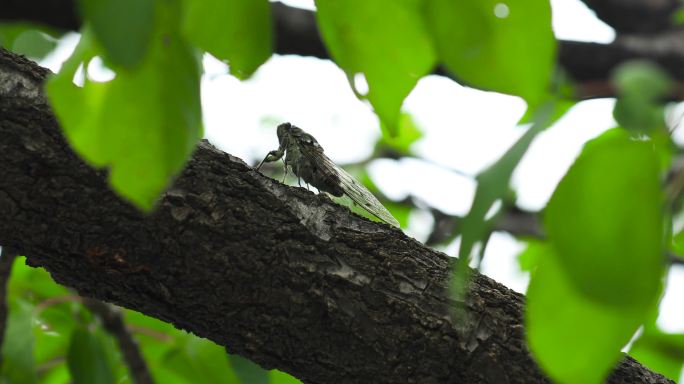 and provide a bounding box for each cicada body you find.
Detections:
[258,123,400,227]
